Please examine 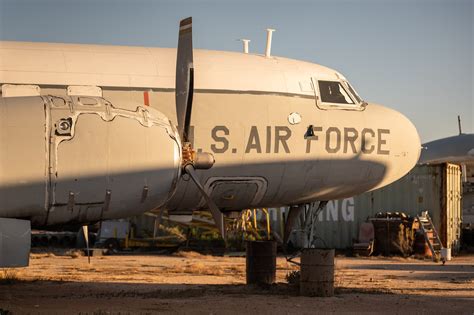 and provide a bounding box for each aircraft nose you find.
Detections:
[369,103,421,190]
